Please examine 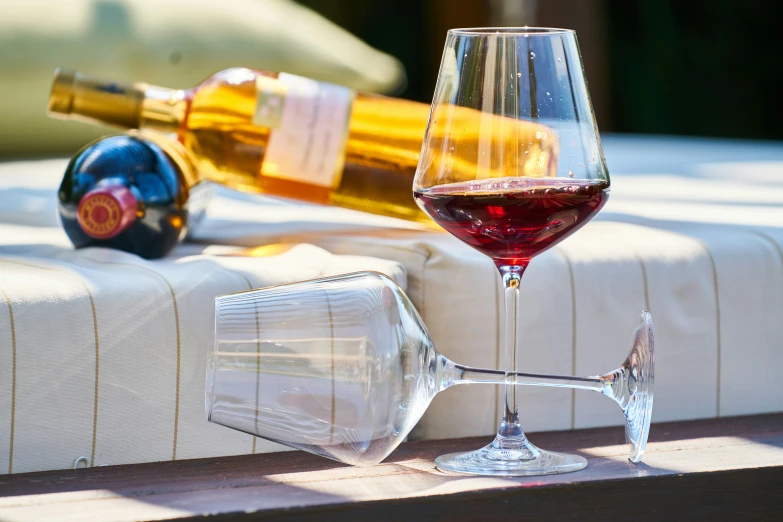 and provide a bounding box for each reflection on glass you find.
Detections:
[206,272,653,469]
[413,27,616,476]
